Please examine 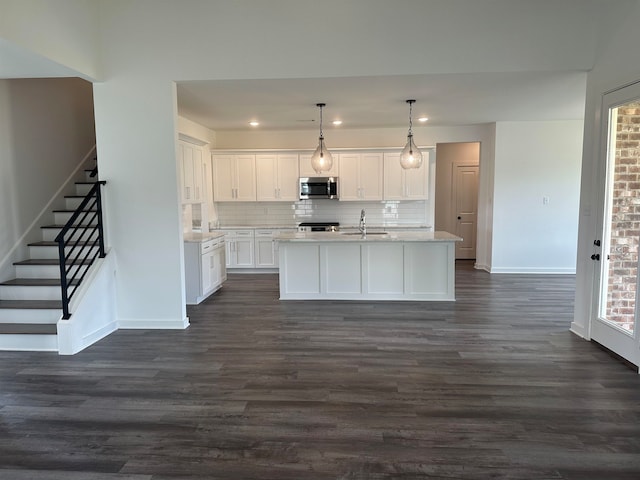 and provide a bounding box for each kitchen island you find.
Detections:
[276,230,462,301]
